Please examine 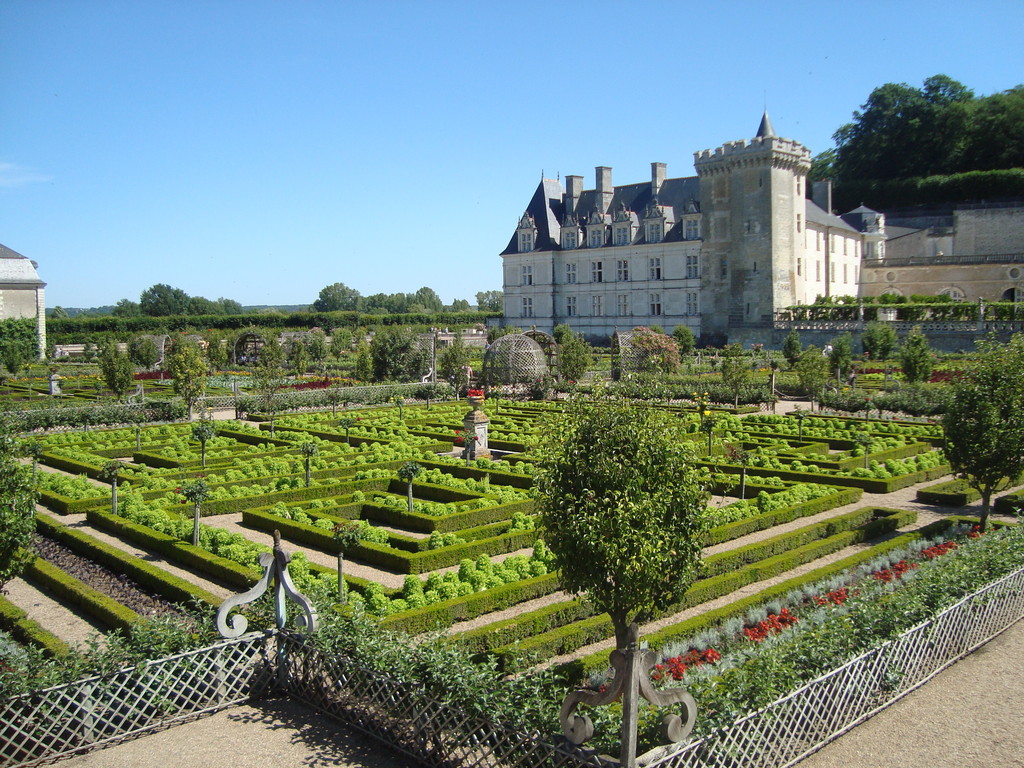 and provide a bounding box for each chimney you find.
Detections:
[651,162,666,197]
[812,180,832,214]
[596,166,613,213]
[565,175,583,217]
